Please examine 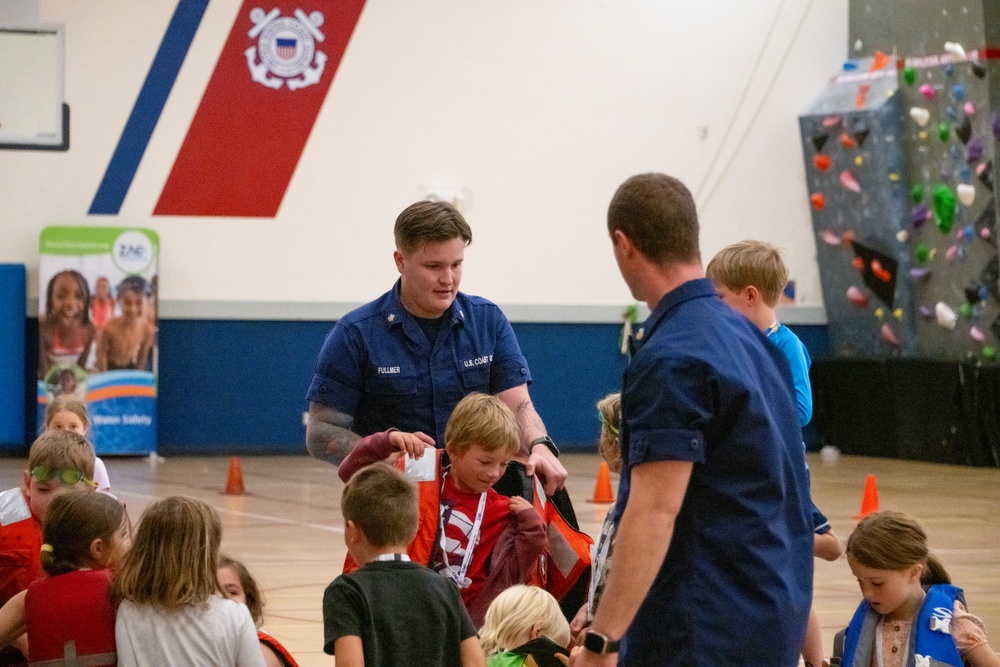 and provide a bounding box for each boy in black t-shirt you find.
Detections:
[323,463,486,666]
